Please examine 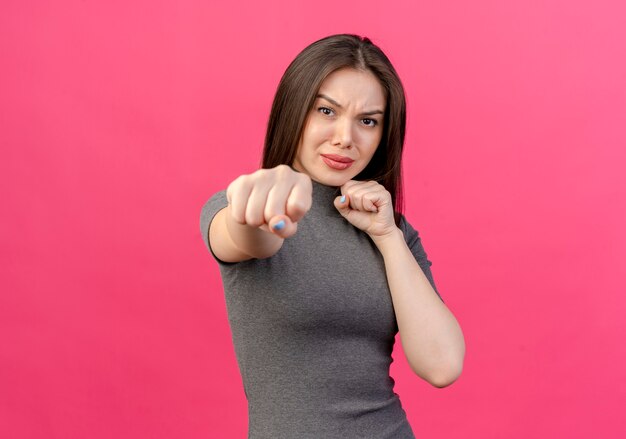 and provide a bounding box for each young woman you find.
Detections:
[200,34,465,439]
